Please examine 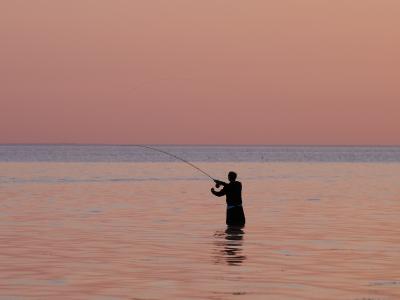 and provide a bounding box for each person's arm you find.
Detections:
[214,179,228,187]
[211,187,226,197]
